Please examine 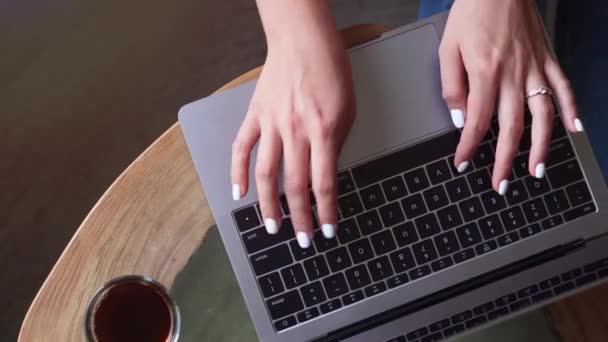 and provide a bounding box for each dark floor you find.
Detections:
[0,1,418,340]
